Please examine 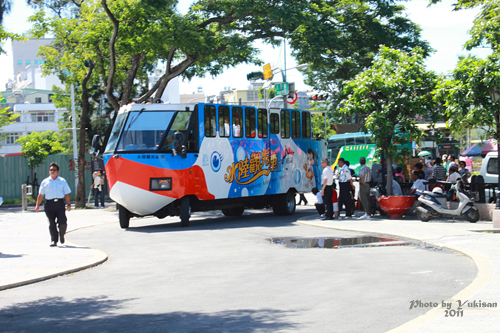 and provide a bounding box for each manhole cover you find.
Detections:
[267,236,415,249]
